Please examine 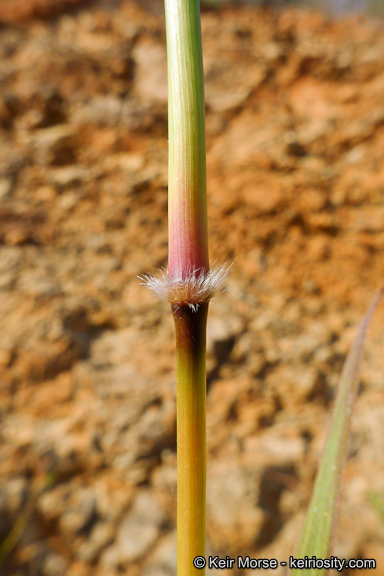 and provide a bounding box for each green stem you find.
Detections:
[164,0,209,571]
[173,303,208,576]
[165,0,209,280]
